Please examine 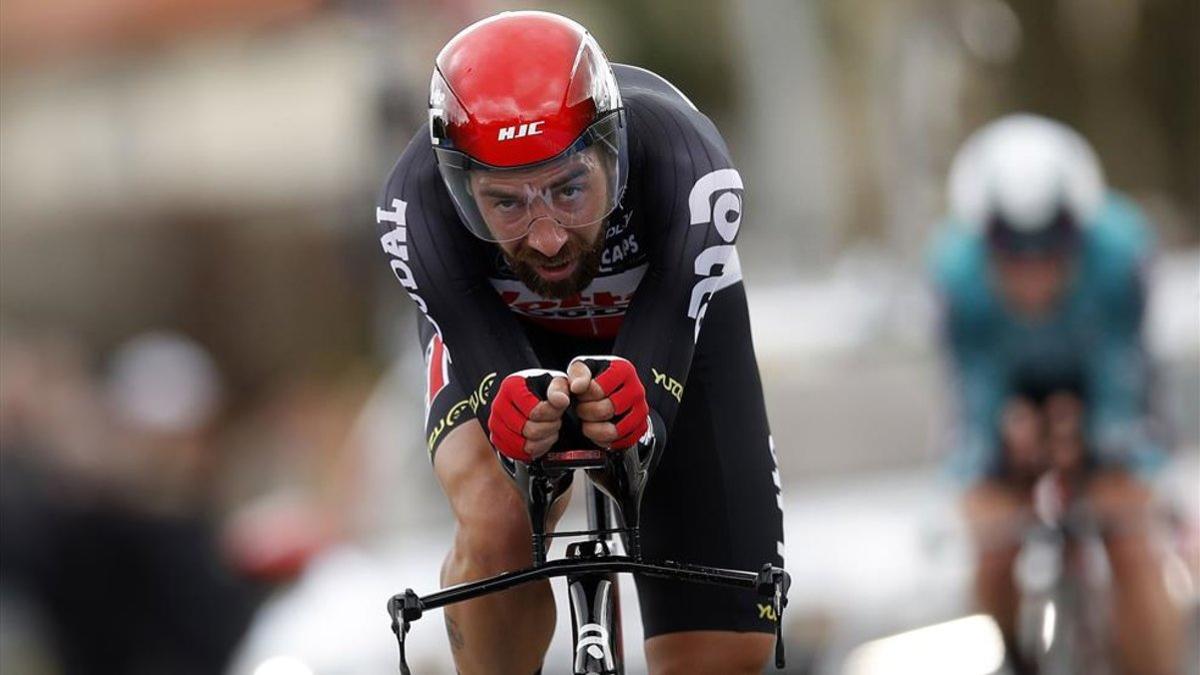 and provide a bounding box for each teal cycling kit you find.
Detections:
[929,192,1165,481]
